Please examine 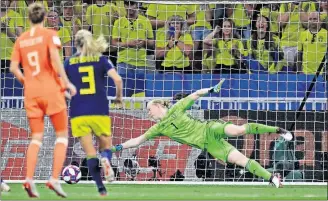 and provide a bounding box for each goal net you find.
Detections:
[1,0,327,184]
